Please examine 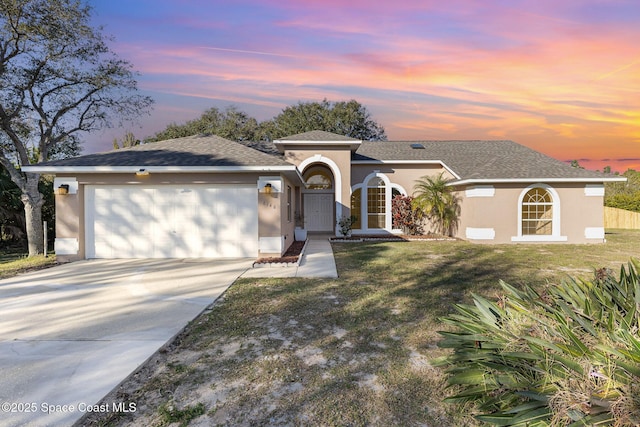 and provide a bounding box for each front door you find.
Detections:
[304,193,334,232]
